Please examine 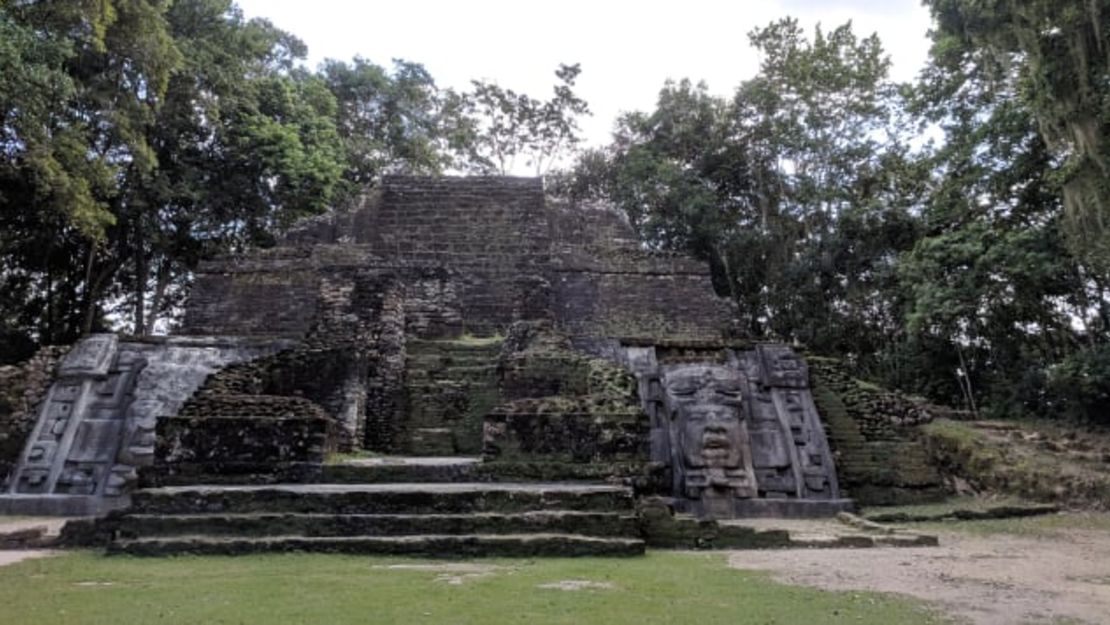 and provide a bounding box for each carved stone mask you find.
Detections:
[662,365,745,469]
